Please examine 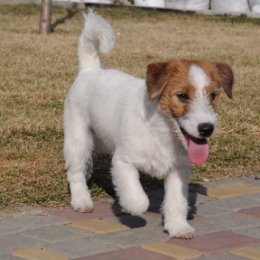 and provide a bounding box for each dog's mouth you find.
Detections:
[180,127,209,165]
